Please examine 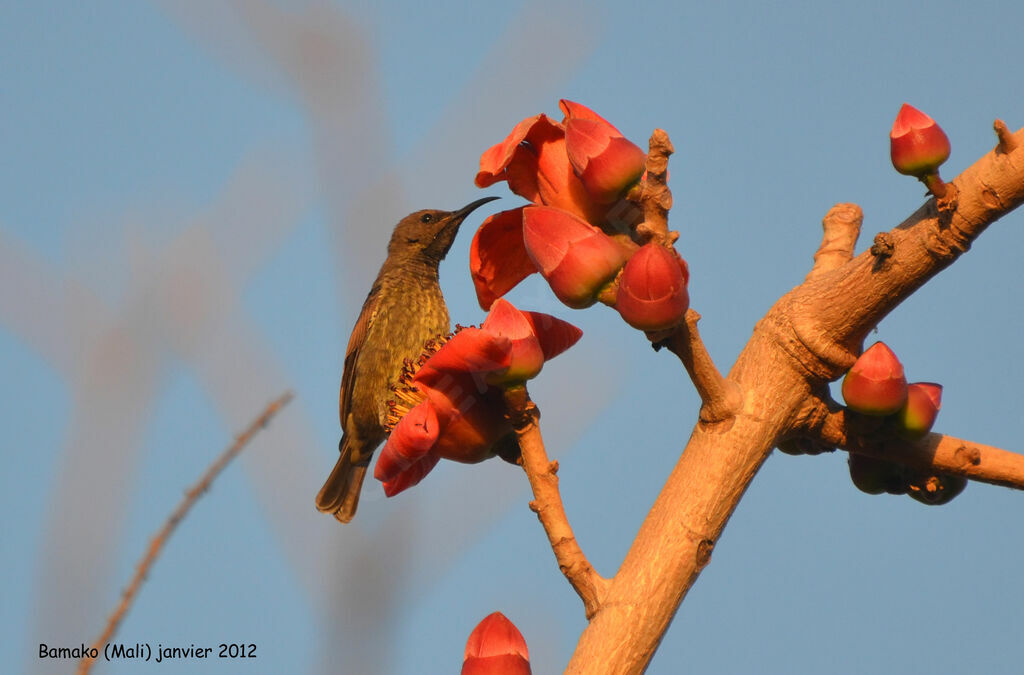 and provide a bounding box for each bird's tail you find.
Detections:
[315,435,369,523]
